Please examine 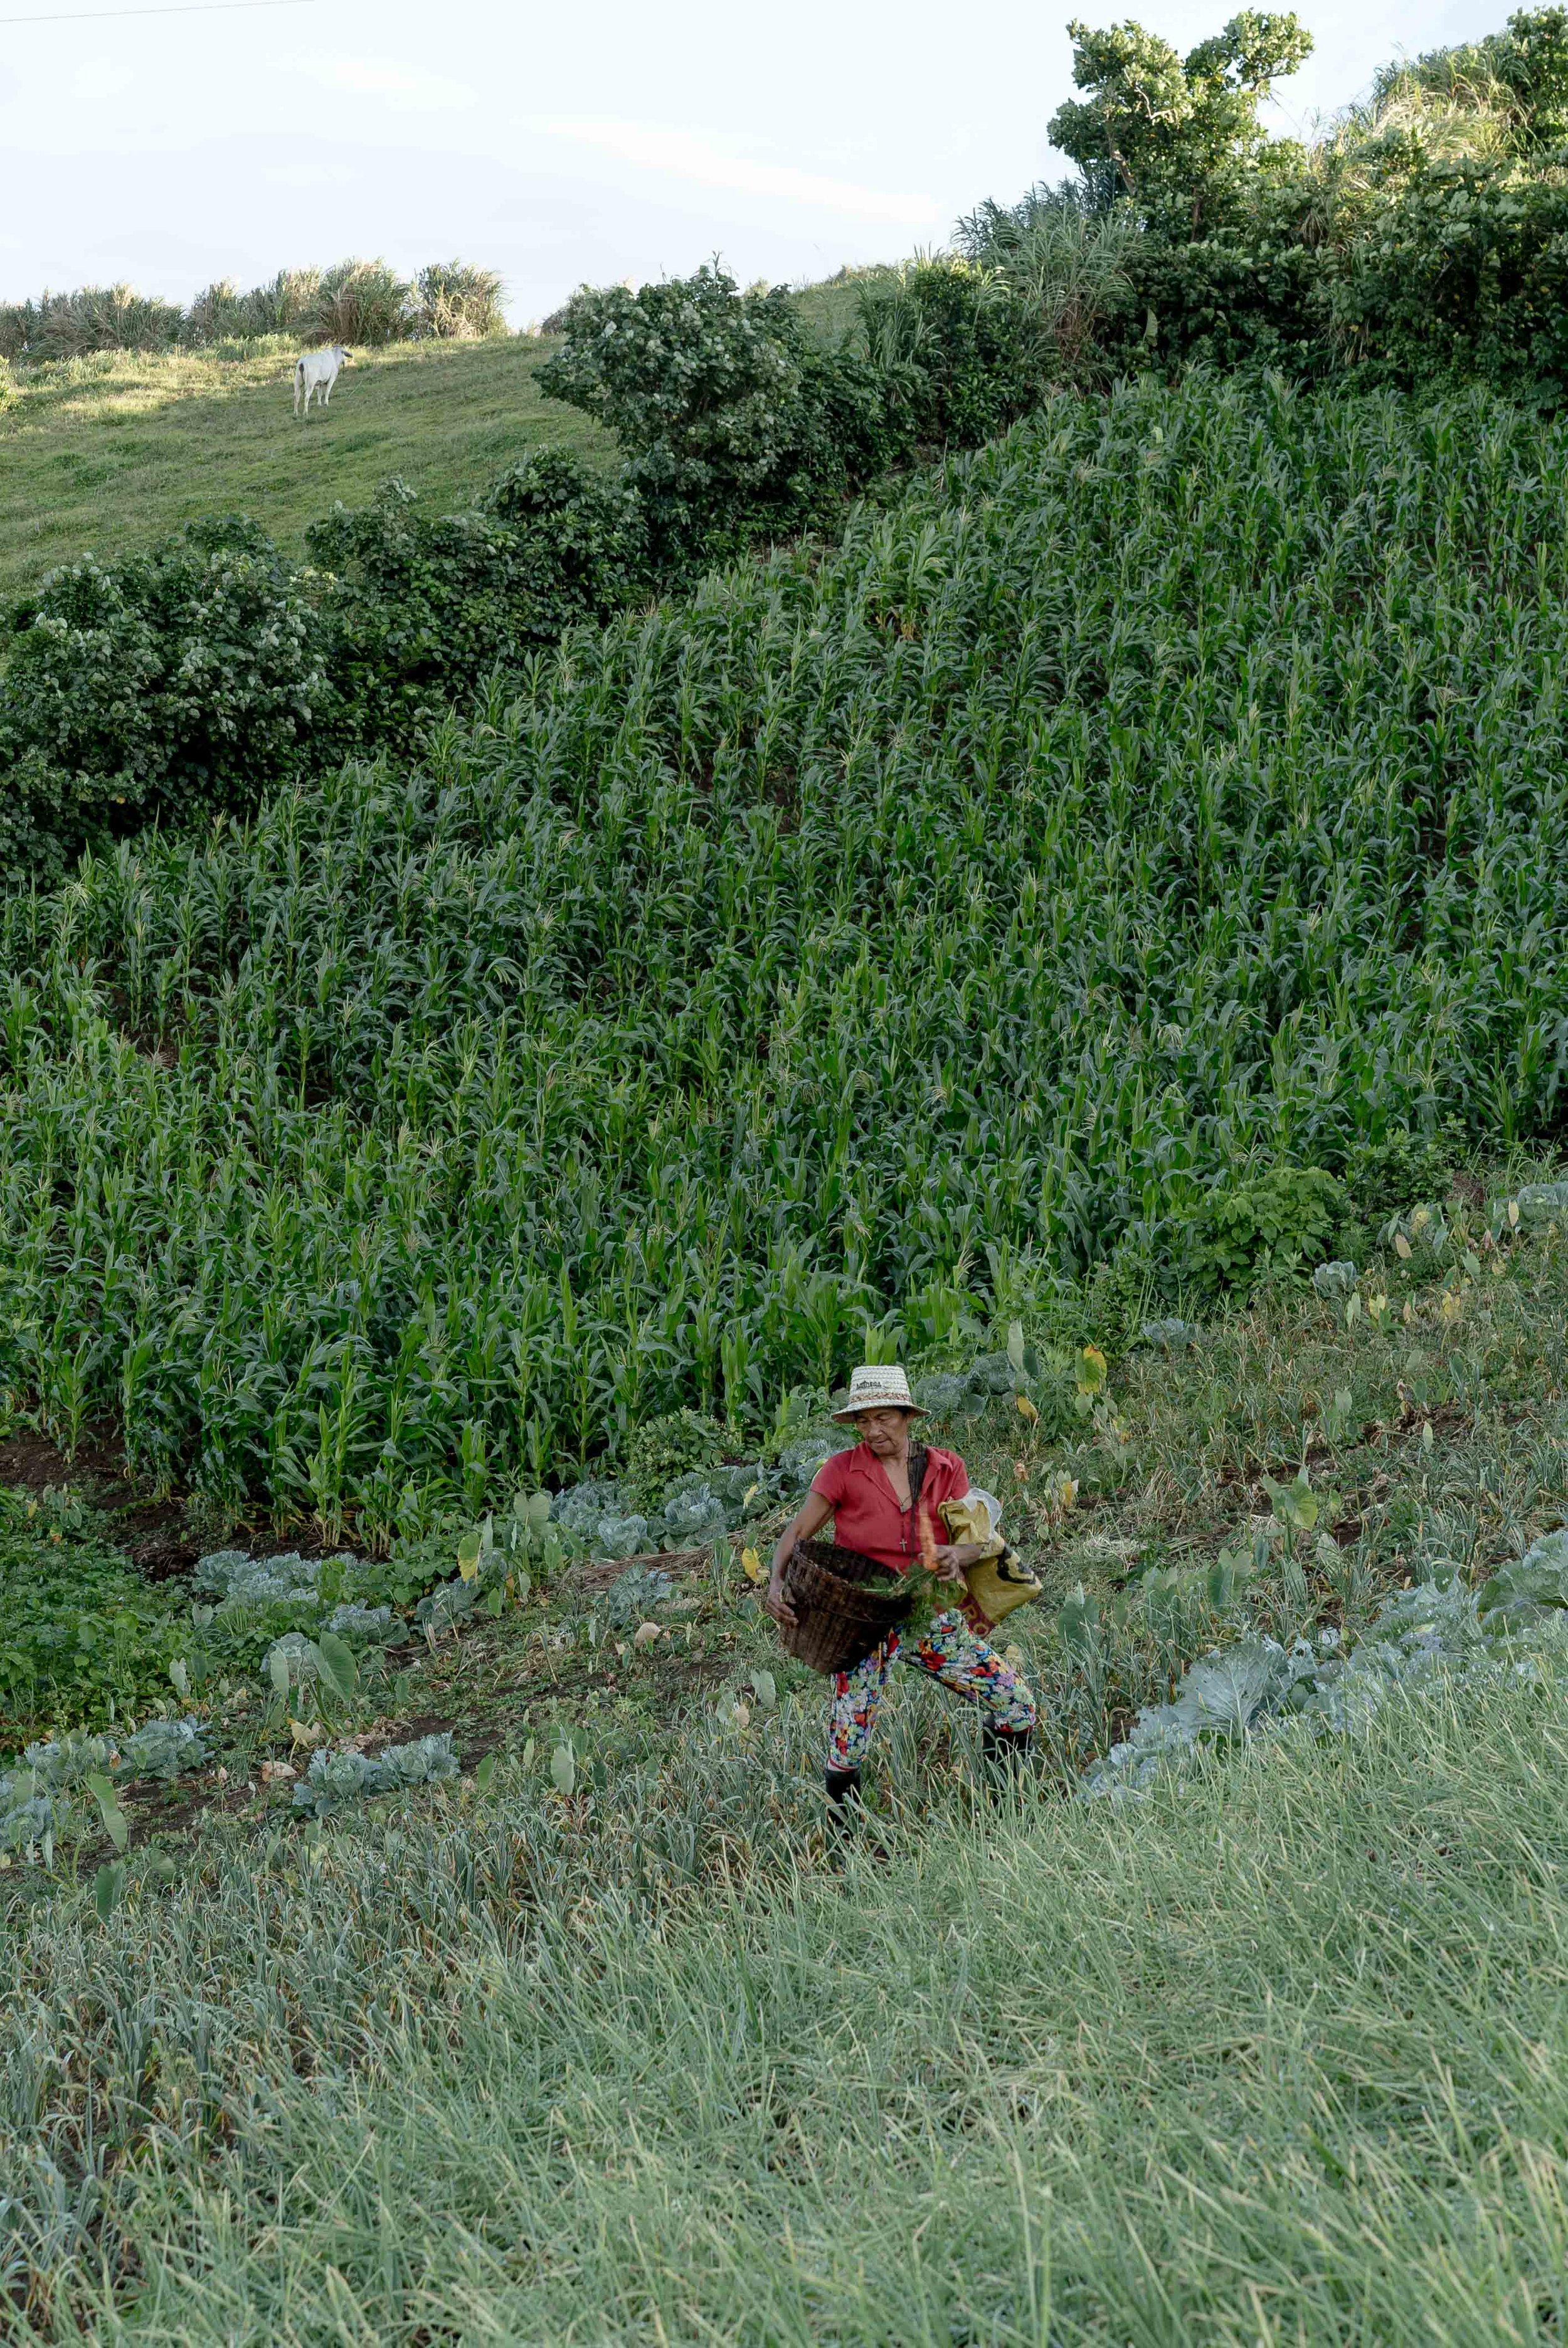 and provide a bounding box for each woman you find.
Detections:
[763,1364,1037,1819]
